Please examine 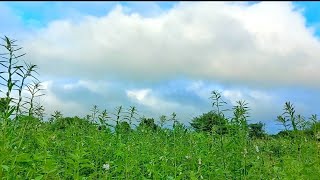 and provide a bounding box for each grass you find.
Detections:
[0,116,319,179]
